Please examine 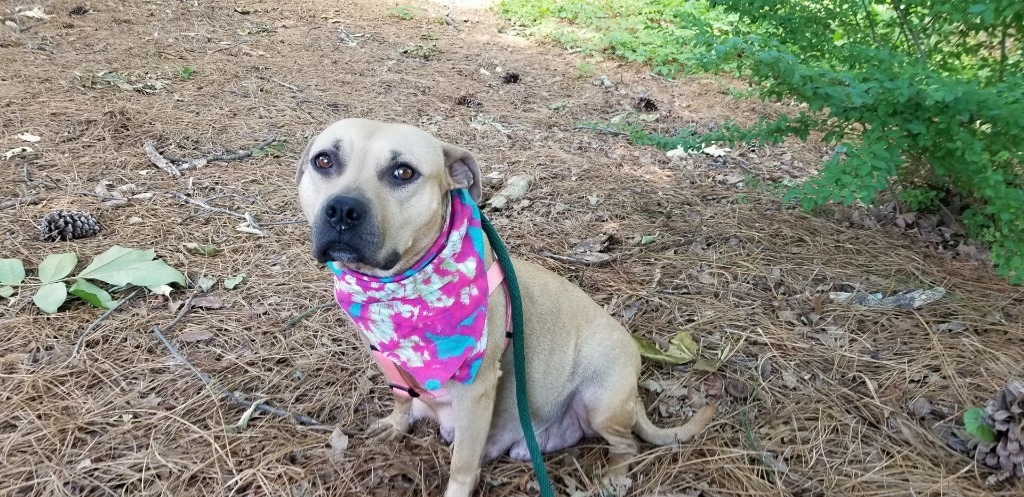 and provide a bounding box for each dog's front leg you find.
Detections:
[443,378,499,497]
[365,393,413,443]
